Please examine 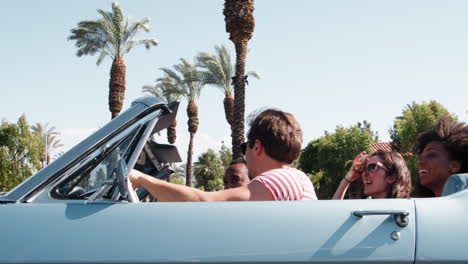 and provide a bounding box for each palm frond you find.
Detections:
[160,67,183,85]
[246,70,260,80]
[69,2,157,64]
[123,39,158,55]
[31,123,63,155]
[142,85,162,97]
[96,51,110,65]
[215,45,233,78]
[125,18,151,41]
[195,45,236,94]
[142,83,181,103]
[111,2,124,26]
[155,59,204,102]
[68,21,108,57]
